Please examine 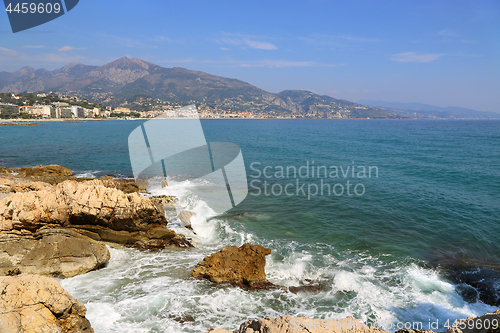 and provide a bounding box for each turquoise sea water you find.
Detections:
[1,119,499,332]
